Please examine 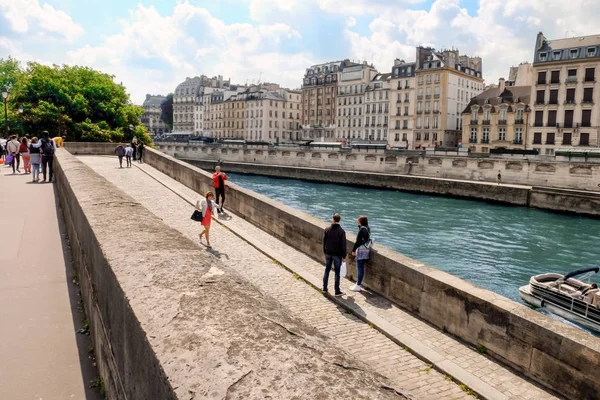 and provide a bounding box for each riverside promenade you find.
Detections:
[0,168,102,400]
[78,155,560,400]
